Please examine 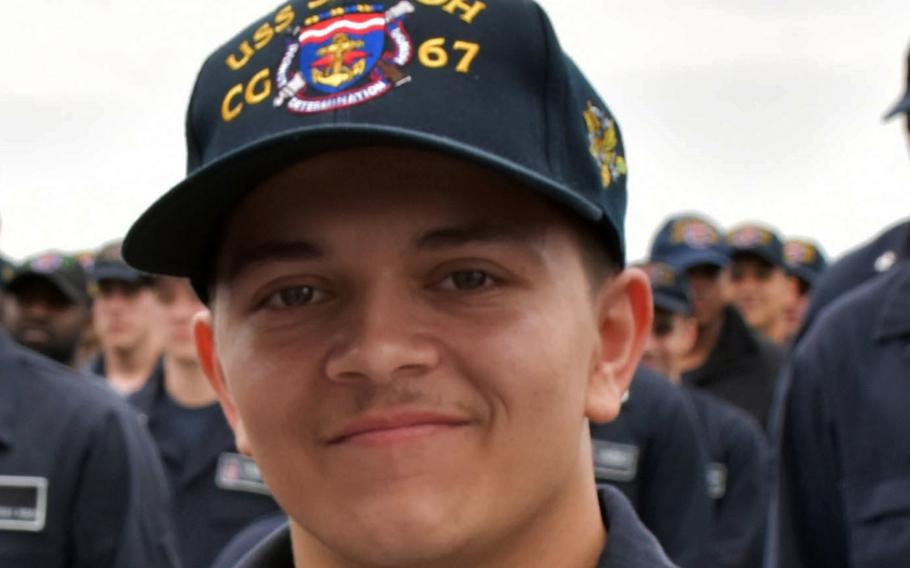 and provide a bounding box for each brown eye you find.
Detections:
[265,286,321,308]
[448,270,492,290]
